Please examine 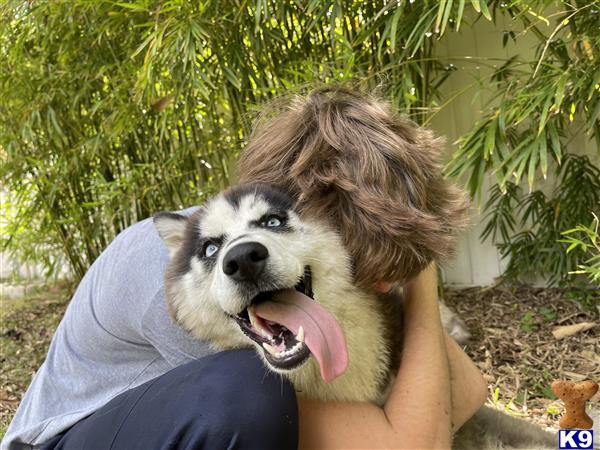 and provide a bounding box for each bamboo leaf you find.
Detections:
[255,0,266,29]
[131,32,157,59]
[514,150,529,185]
[500,152,524,188]
[528,140,539,191]
[589,98,600,130]
[483,118,497,161]
[548,123,562,164]
[222,66,241,90]
[479,0,492,21]
[47,108,65,142]
[389,5,403,52]
[554,72,568,111]
[539,132,548,180]
[114,2,148,12]
[435,0,447,34]
[440,0,454,36]
[456,0,465,31]
[538,95,552,135]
